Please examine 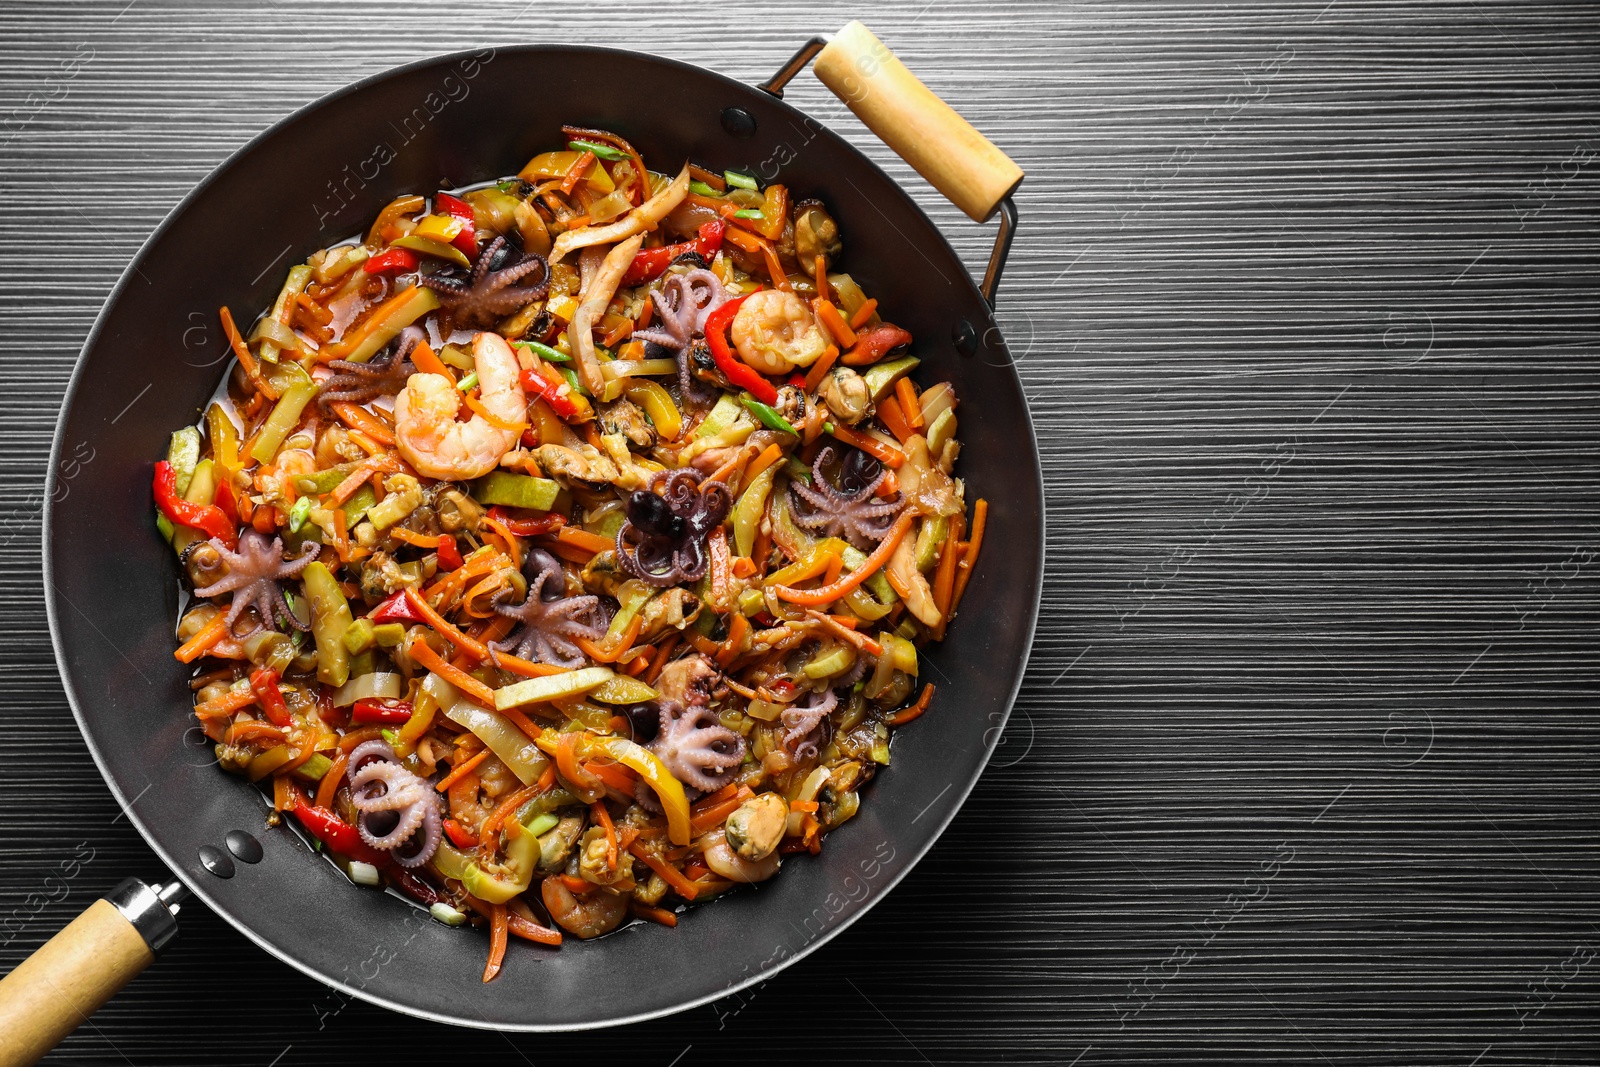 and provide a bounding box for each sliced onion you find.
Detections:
[586,188,633,225]
[786,765,833,838]
[348,861,381,886]
[331,671,403,708]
